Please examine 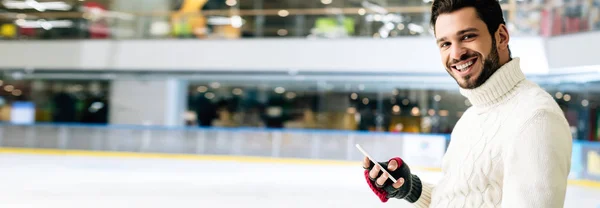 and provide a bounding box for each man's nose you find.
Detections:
[450,44,467,61]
